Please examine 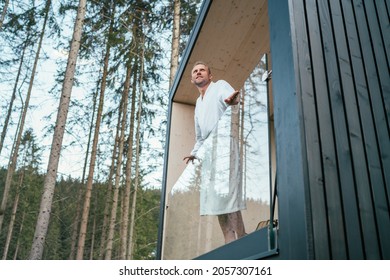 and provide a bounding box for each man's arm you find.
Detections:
[224,90,240,105]
[184,113,202,164]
